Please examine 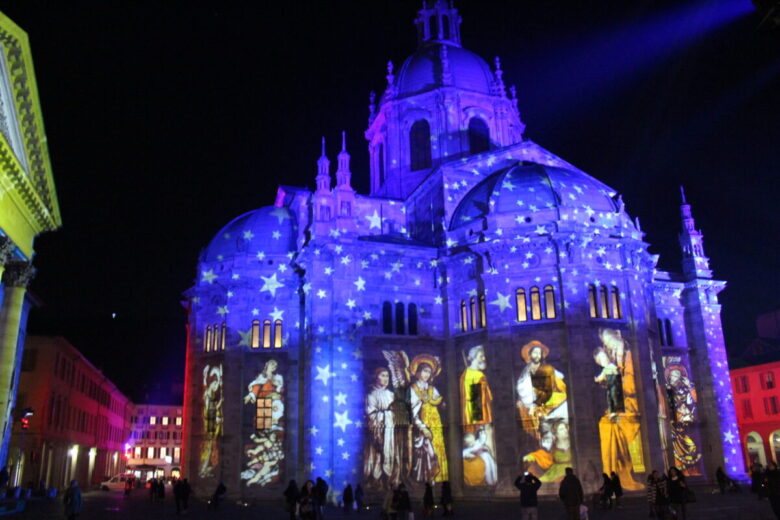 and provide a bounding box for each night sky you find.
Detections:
[1,1,777,402]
